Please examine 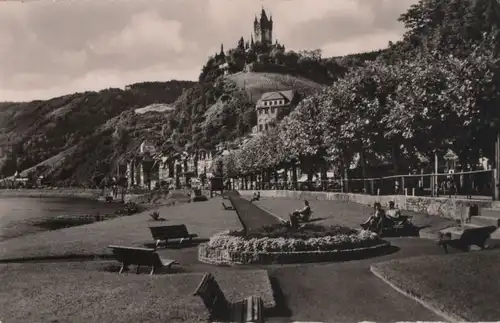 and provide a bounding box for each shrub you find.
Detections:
[229,223,357,239]
[205,225,381,254]
[150,211,160,220]
[115,202,144,215]
[192,195,208,202]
